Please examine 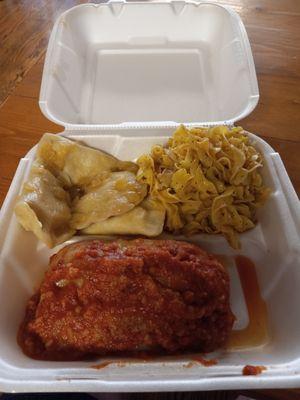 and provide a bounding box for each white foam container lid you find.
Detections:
[0,0,300,392]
